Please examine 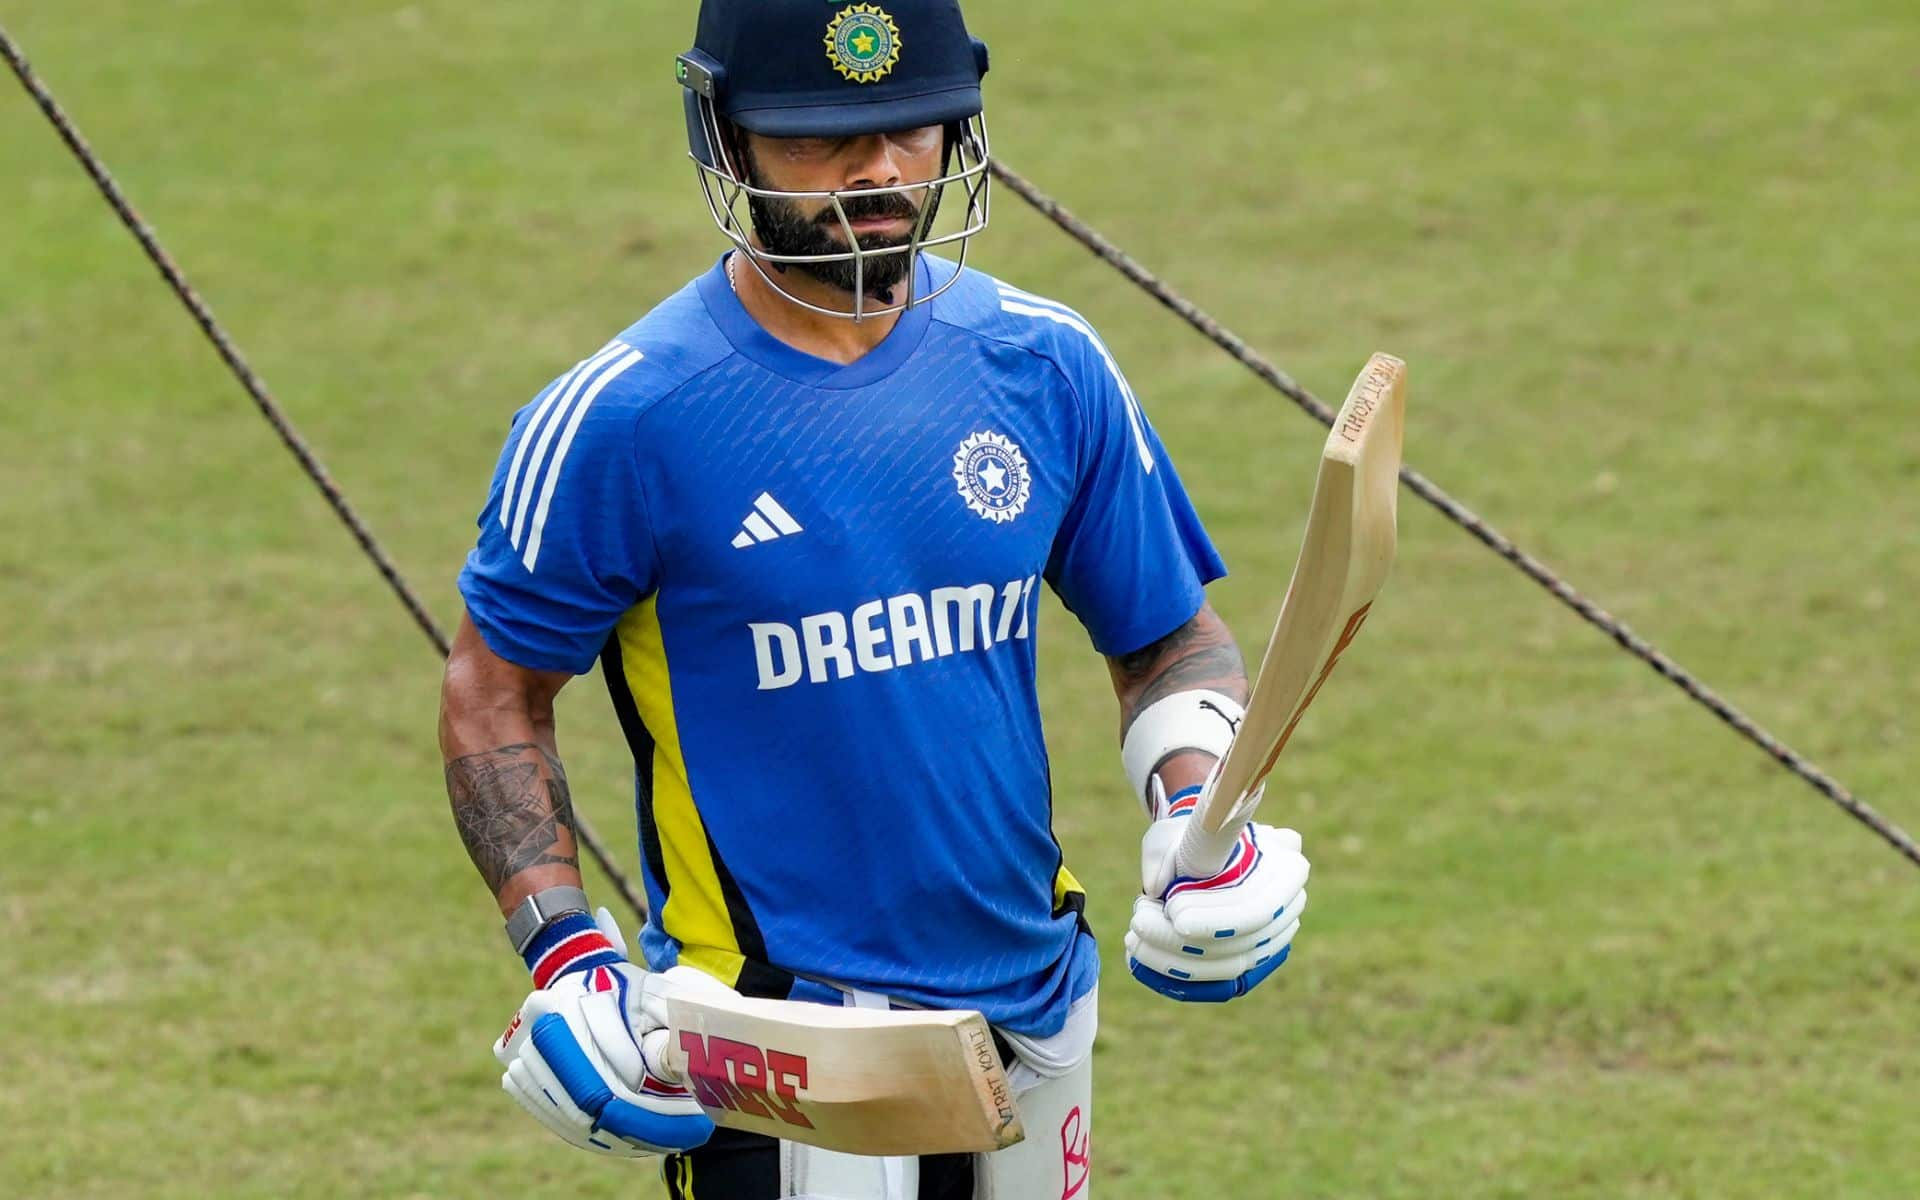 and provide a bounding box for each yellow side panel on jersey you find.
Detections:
[613,596,749,989]
[1054,862,1086,915]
